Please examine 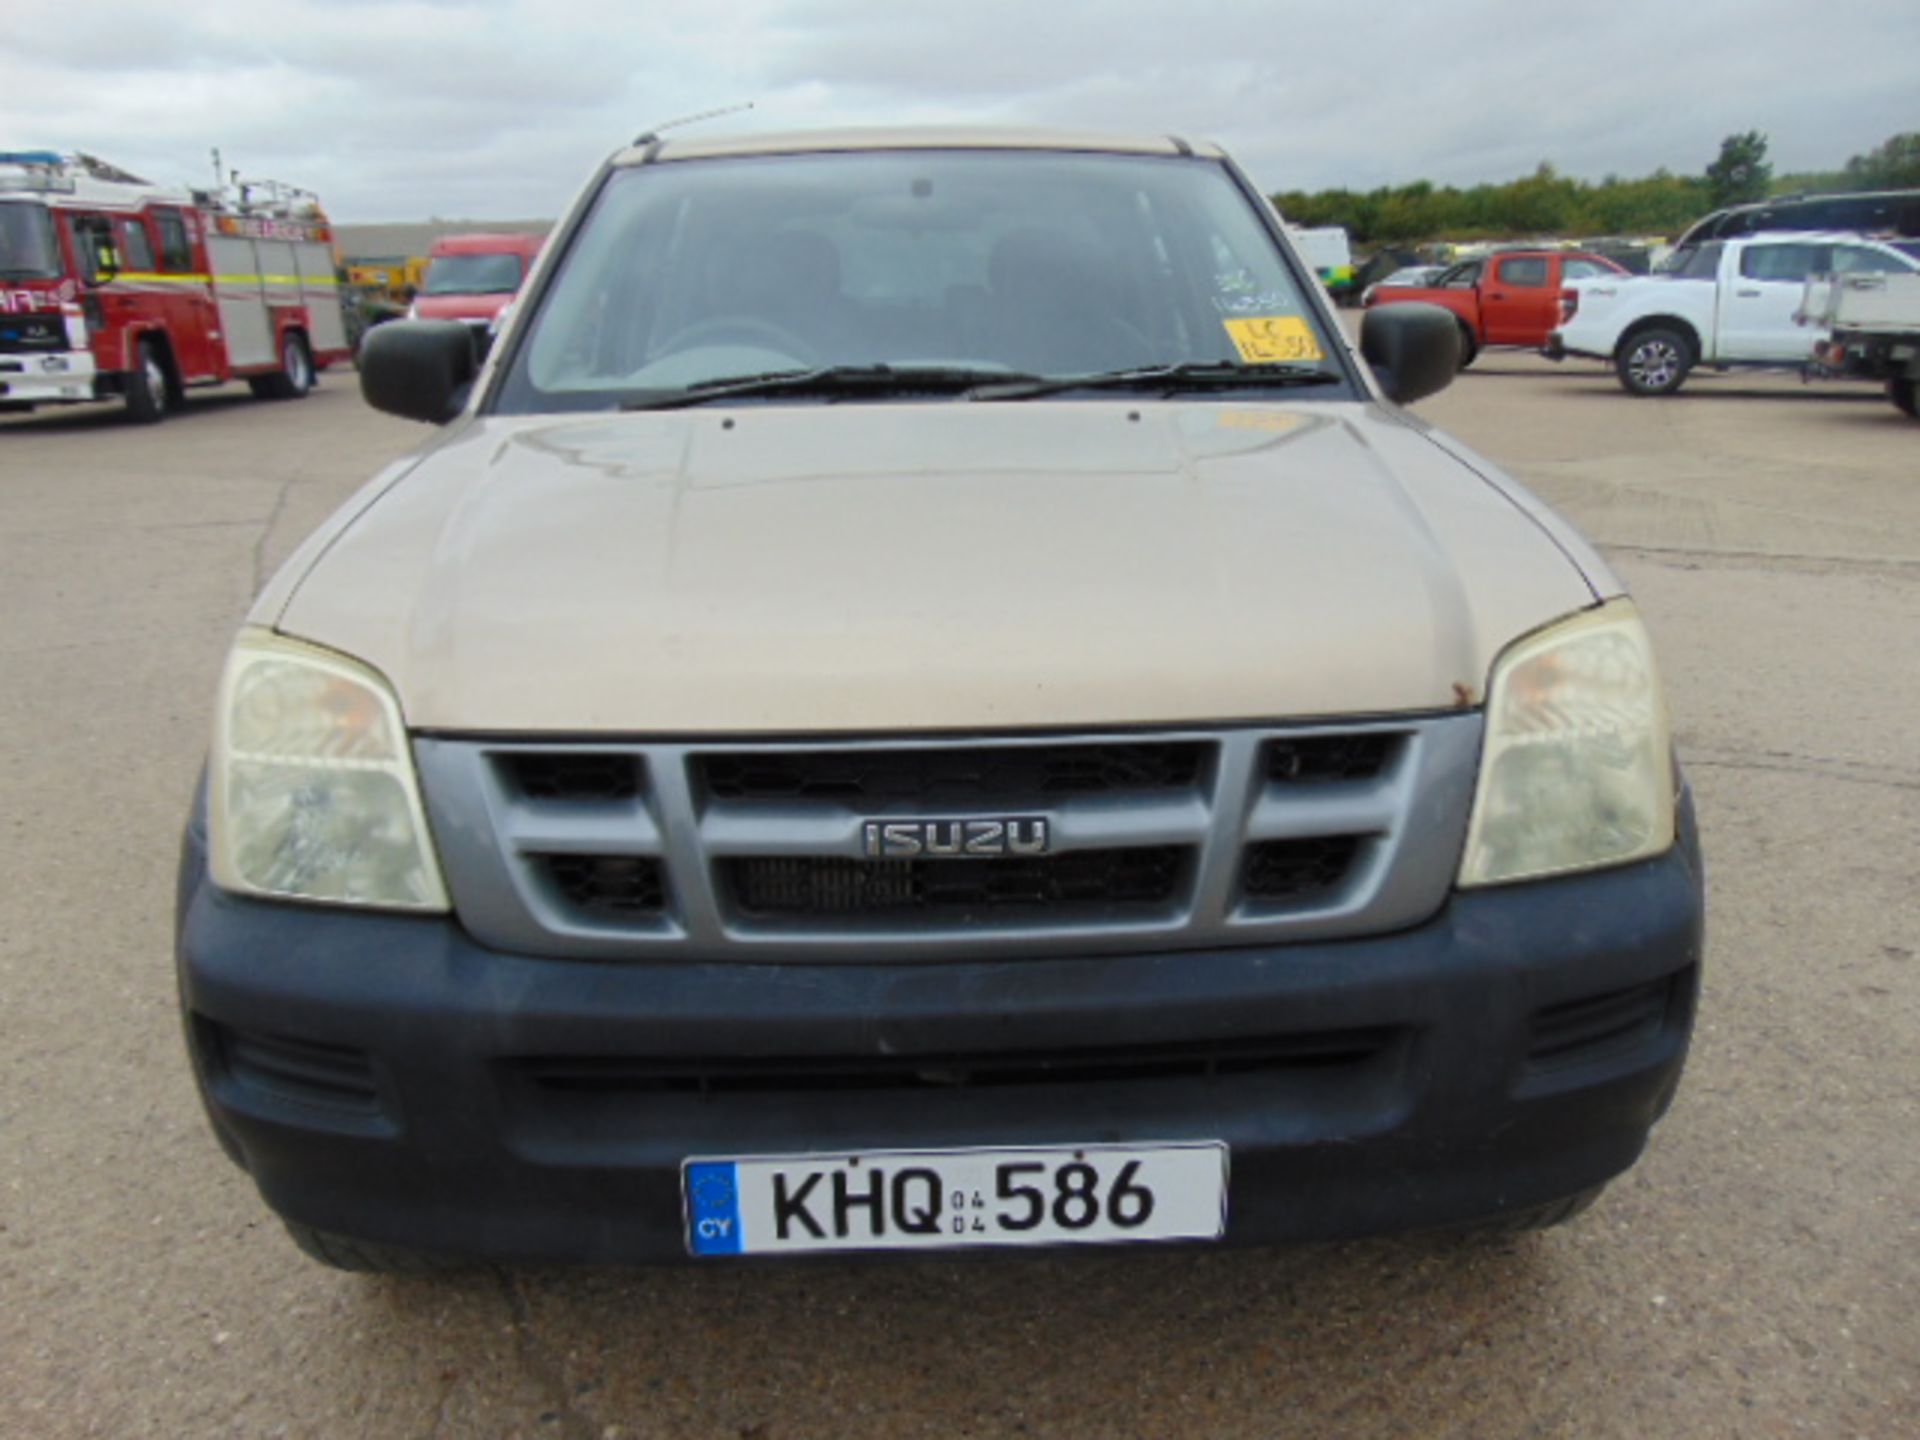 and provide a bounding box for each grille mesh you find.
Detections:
[505,752,642,802]
[539,854,666,915]
[1242,837,1361,901]
[700,743,1208,805]
[1266,734,1401,783]
[729,848,1187,919]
